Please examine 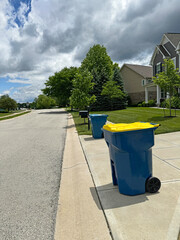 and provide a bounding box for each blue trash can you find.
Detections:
[89,114,108,139]
[103,122,161,196]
